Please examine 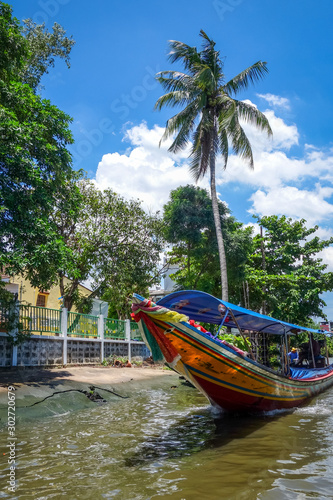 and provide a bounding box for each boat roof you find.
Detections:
[157,290,326,336]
